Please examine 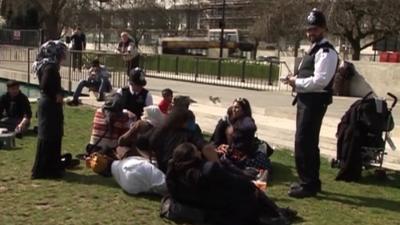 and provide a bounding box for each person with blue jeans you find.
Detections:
[67,59,111,105]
